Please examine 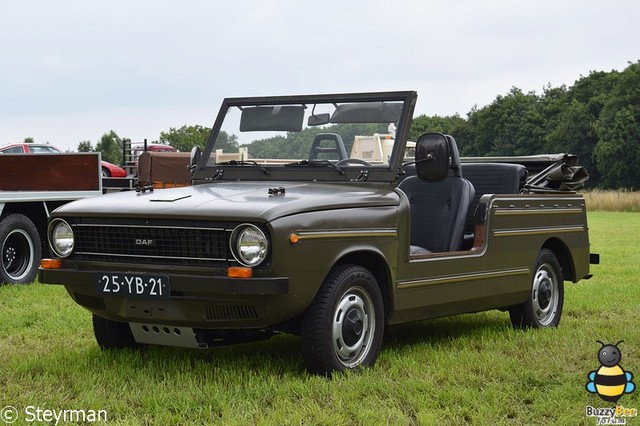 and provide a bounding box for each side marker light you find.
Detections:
[227,267,252,278]
[40,259,62,269]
